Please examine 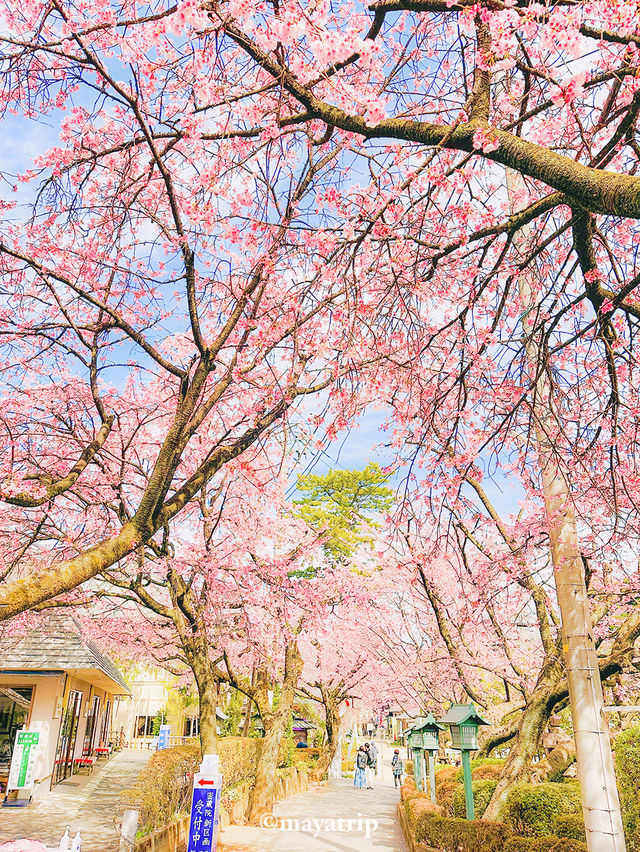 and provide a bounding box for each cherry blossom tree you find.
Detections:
[0,3,393,622]
[4,4,640,847]
[93,464,393,822]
